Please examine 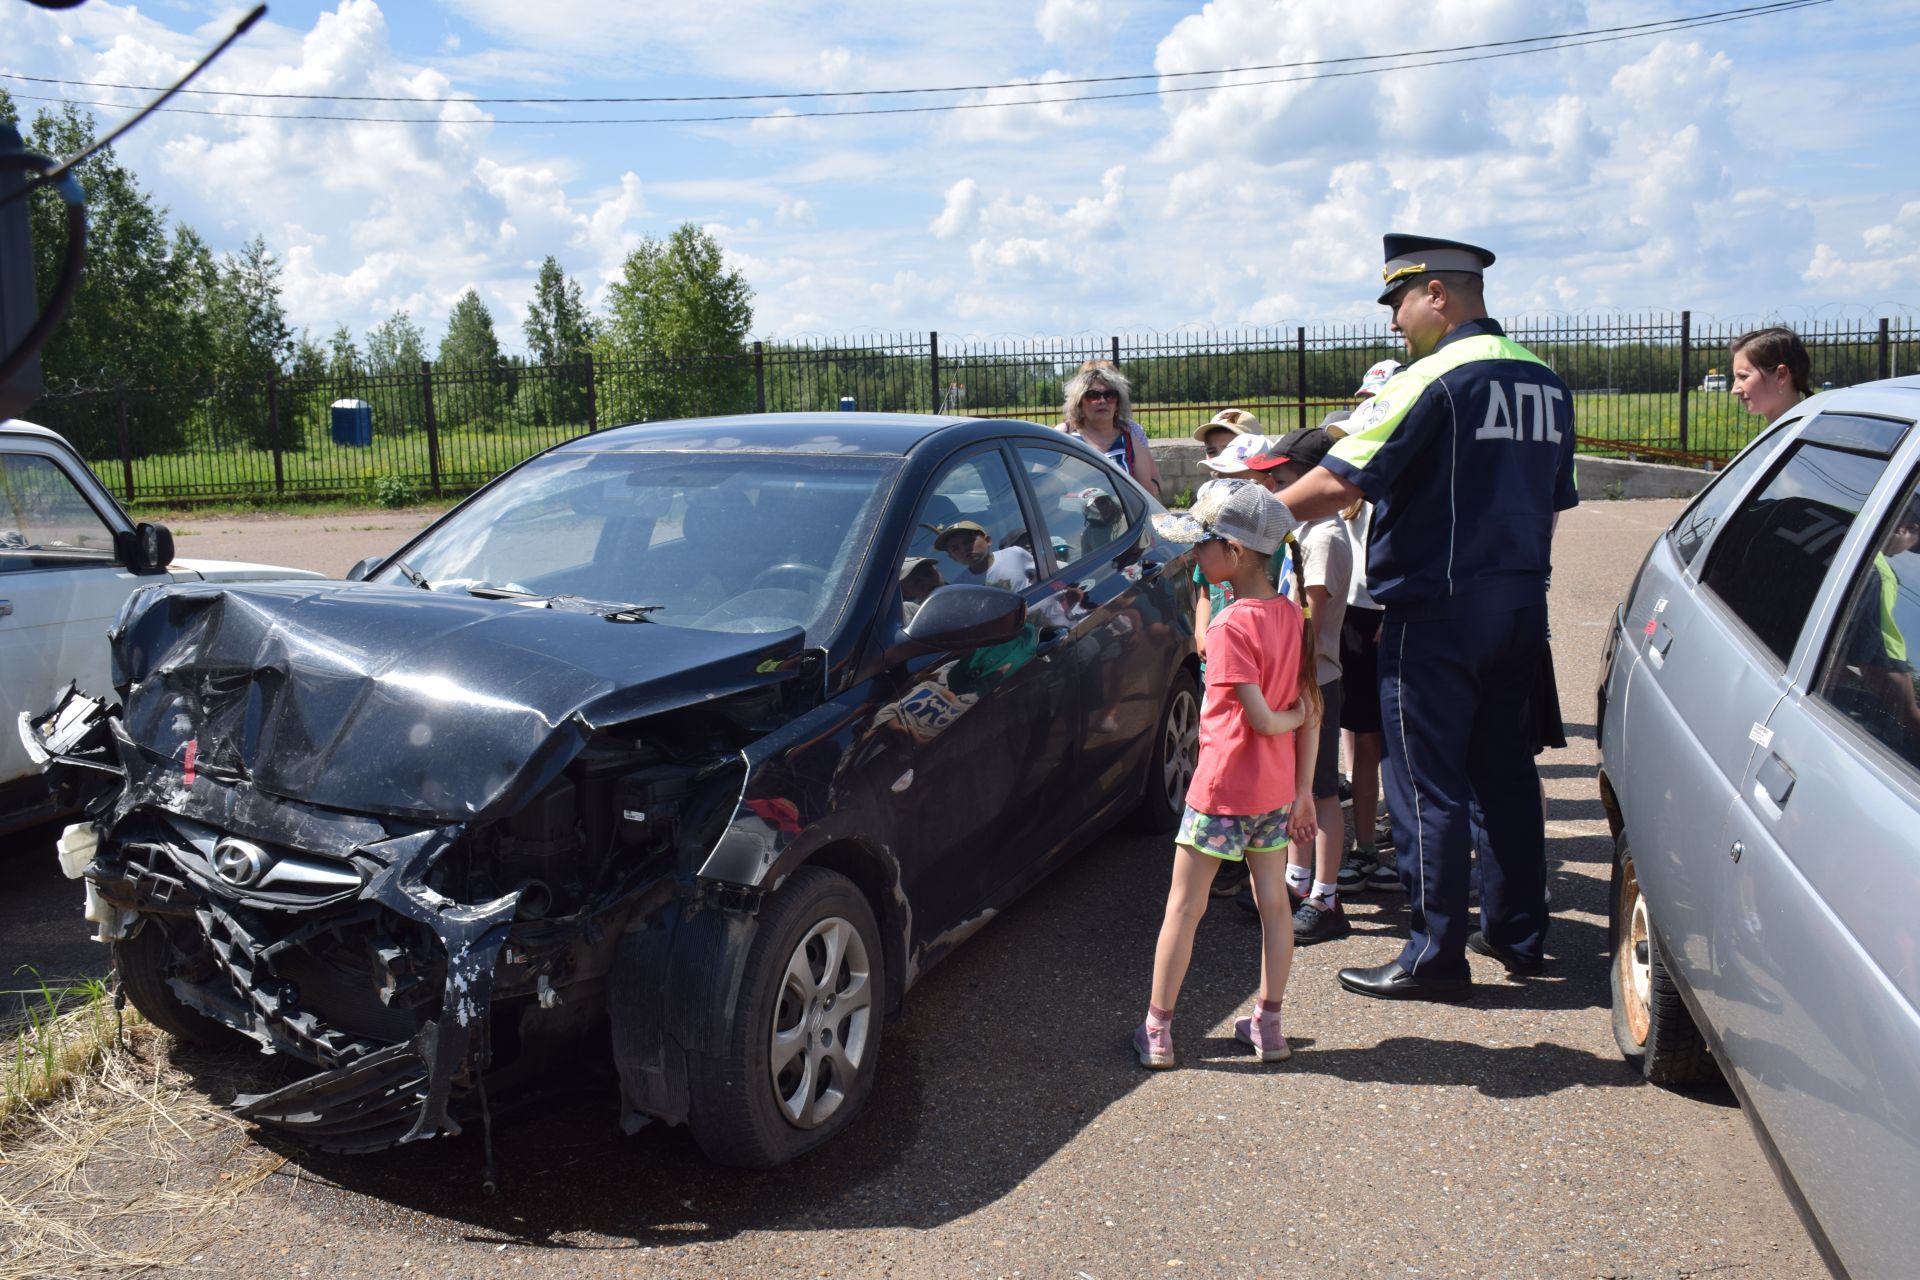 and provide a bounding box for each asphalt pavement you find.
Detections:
[0,498,1829,1278]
